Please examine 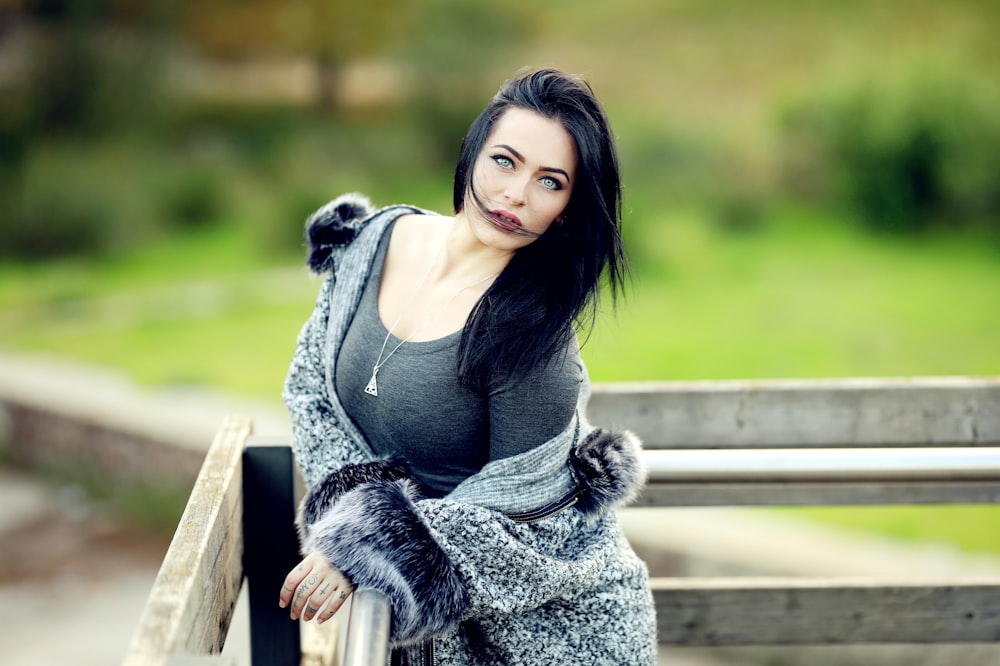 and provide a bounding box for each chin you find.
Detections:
[486,226,541,253]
